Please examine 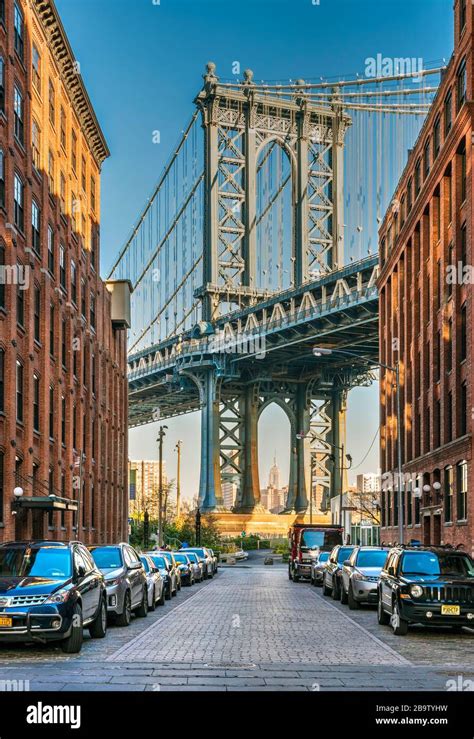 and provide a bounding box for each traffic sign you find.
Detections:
[241,531,246,537]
